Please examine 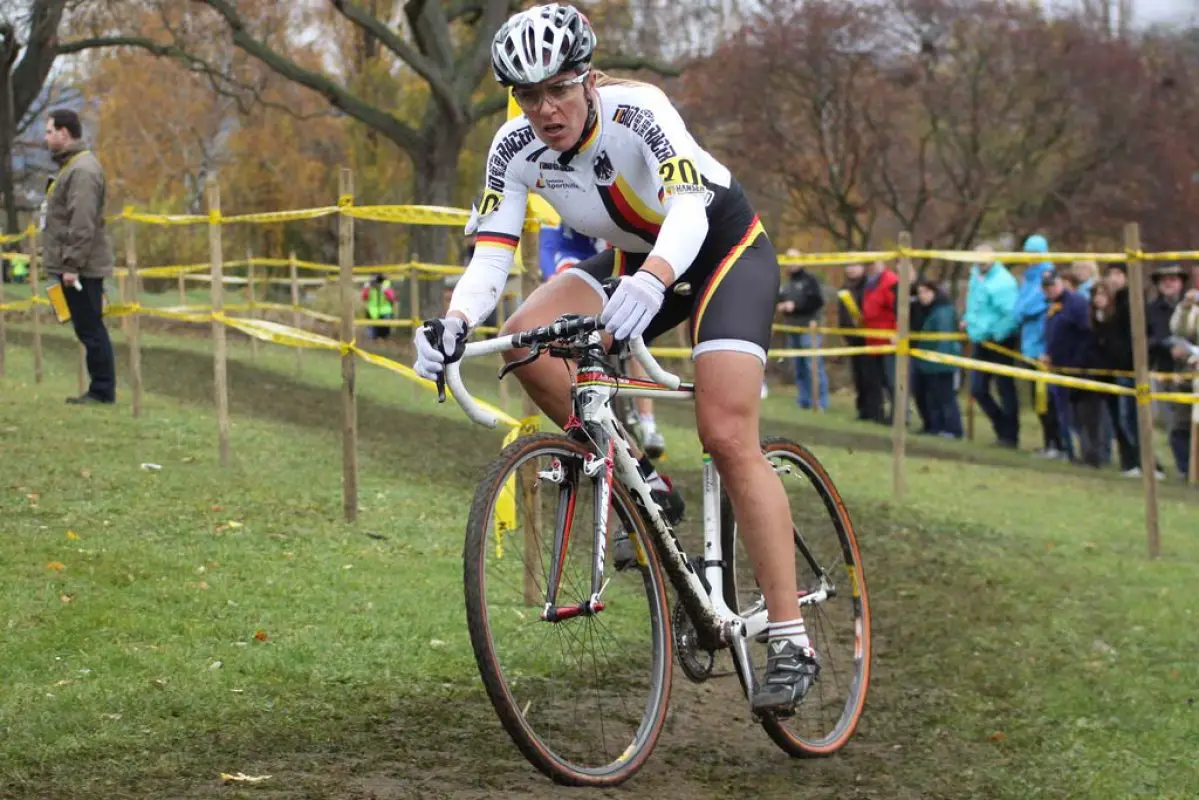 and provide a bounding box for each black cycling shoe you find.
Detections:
[649,474,685,526]
[613,475,684,572]
[750,640,820,718]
